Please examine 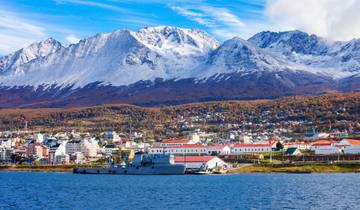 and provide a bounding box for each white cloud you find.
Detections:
[265,0,360,41]
[55,0,127,12]
[66,35,81,43]
[170,6,215,27]
[0,9,47,54]
[170,5,266,40]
